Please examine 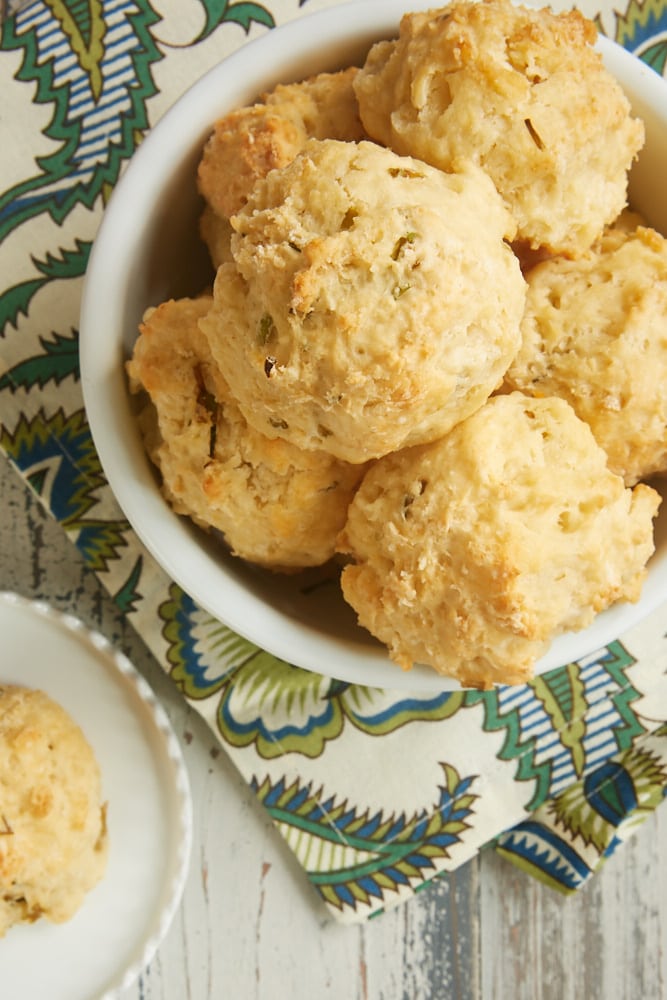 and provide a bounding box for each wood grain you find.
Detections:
[1,454,664,1000]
